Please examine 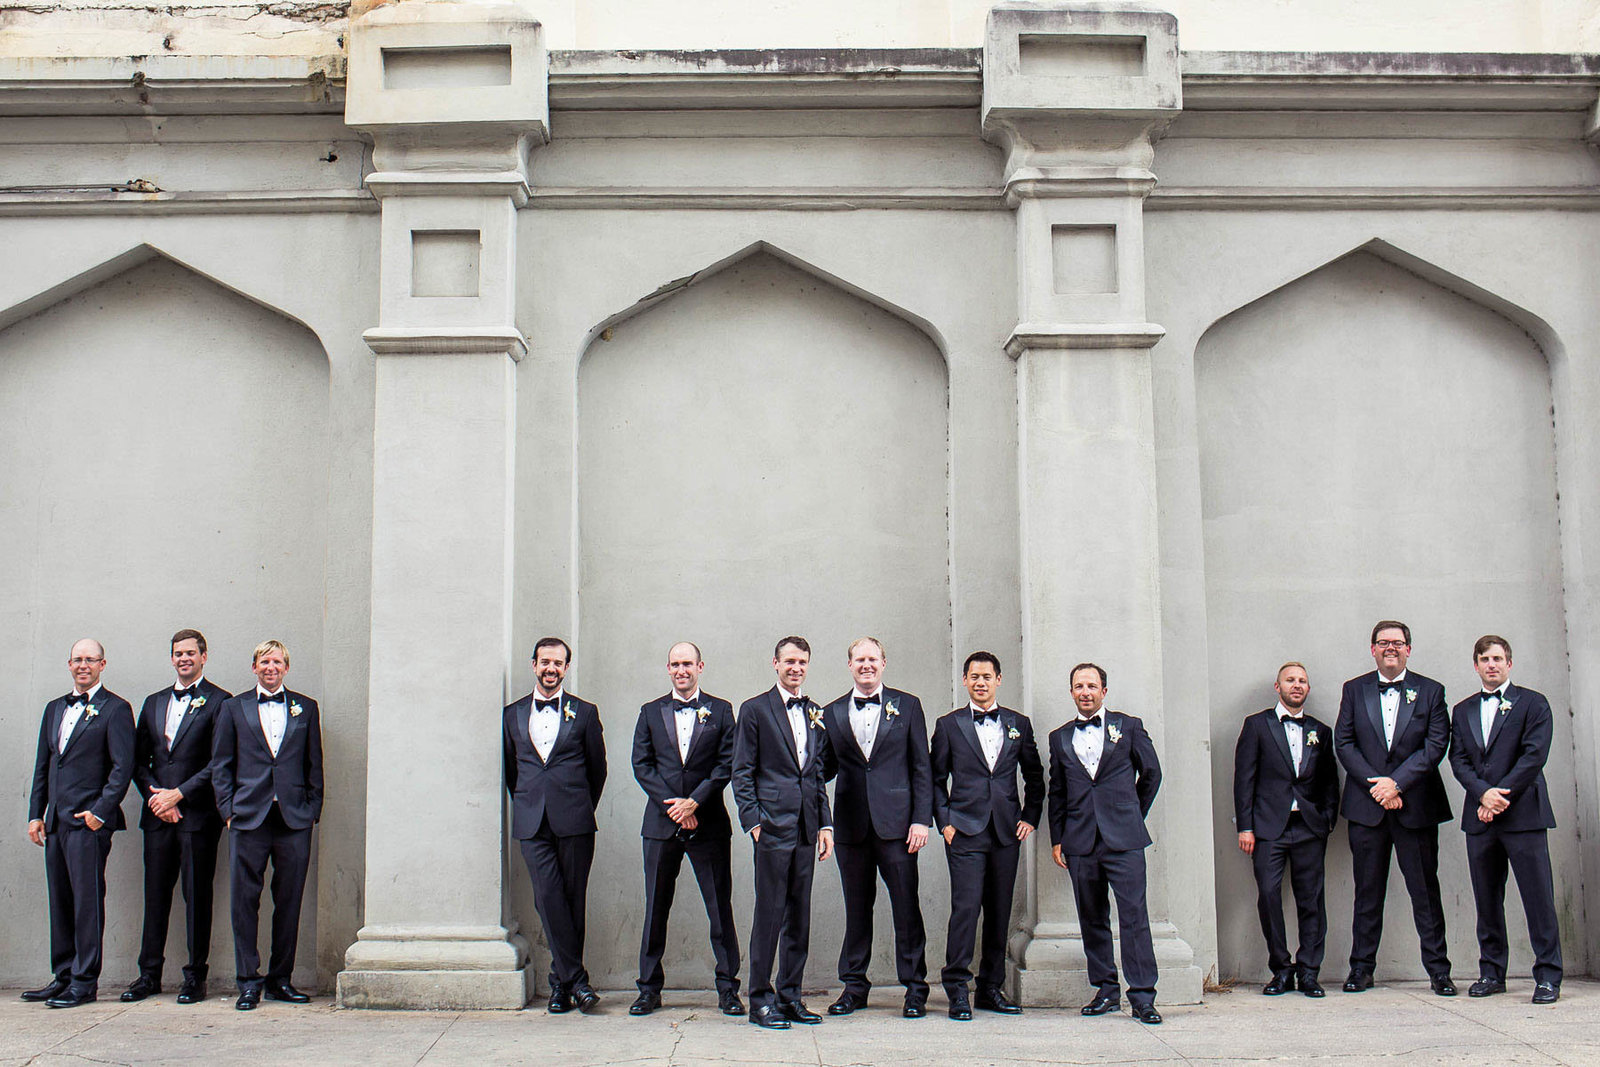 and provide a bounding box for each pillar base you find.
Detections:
[1010,921,1205,1006]
[336,924,531,1009]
